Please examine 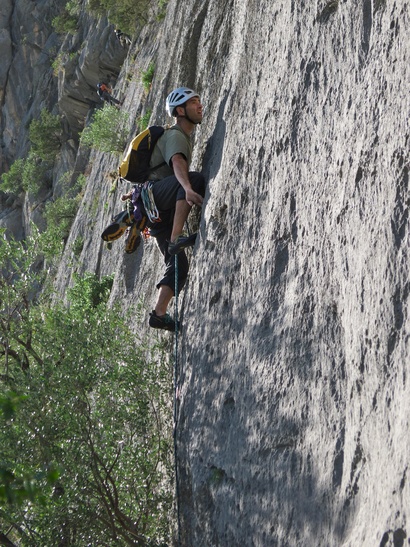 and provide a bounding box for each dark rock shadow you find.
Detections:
[196,89,228,244]
[123,241,145,294]
[176,301,352,546]
[202,90,228,183]
[175,236,355,545]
